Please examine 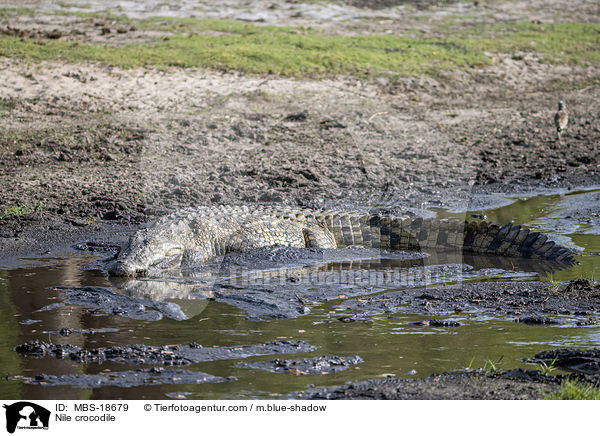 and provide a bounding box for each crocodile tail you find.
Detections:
[459,220,576,262]
[326,213,576,263]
